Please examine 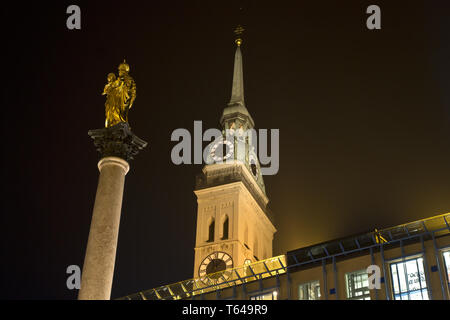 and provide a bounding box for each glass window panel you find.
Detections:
[391,265,400,294]
[250,291,277,300]
[299,280,320,300]
[396,262,408,293]
[405,260,420,292]
[442,250,450,286]
[345,270,370,300]
[299,285,306,300]
[389,257,429,300]
[305,287,312,299]
[409,290,422,300]
[417,258,427,290]
[313,281,321,299]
